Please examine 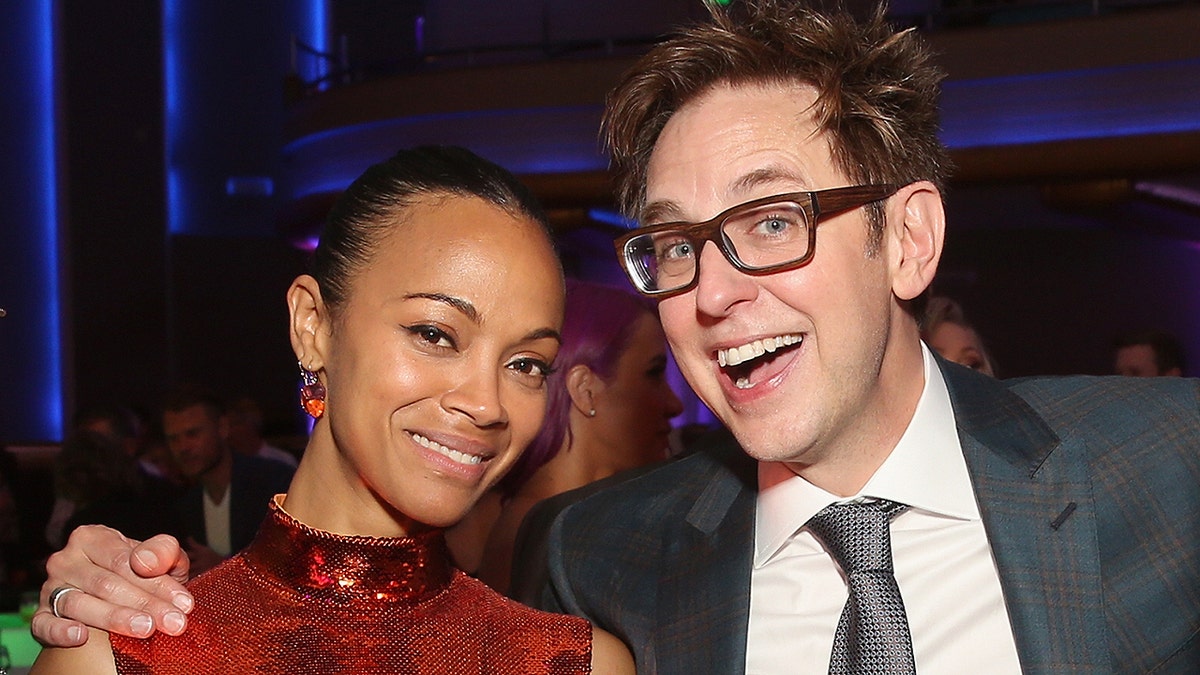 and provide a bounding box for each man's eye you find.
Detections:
[657,238,694,261]
[750,215,801,238]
